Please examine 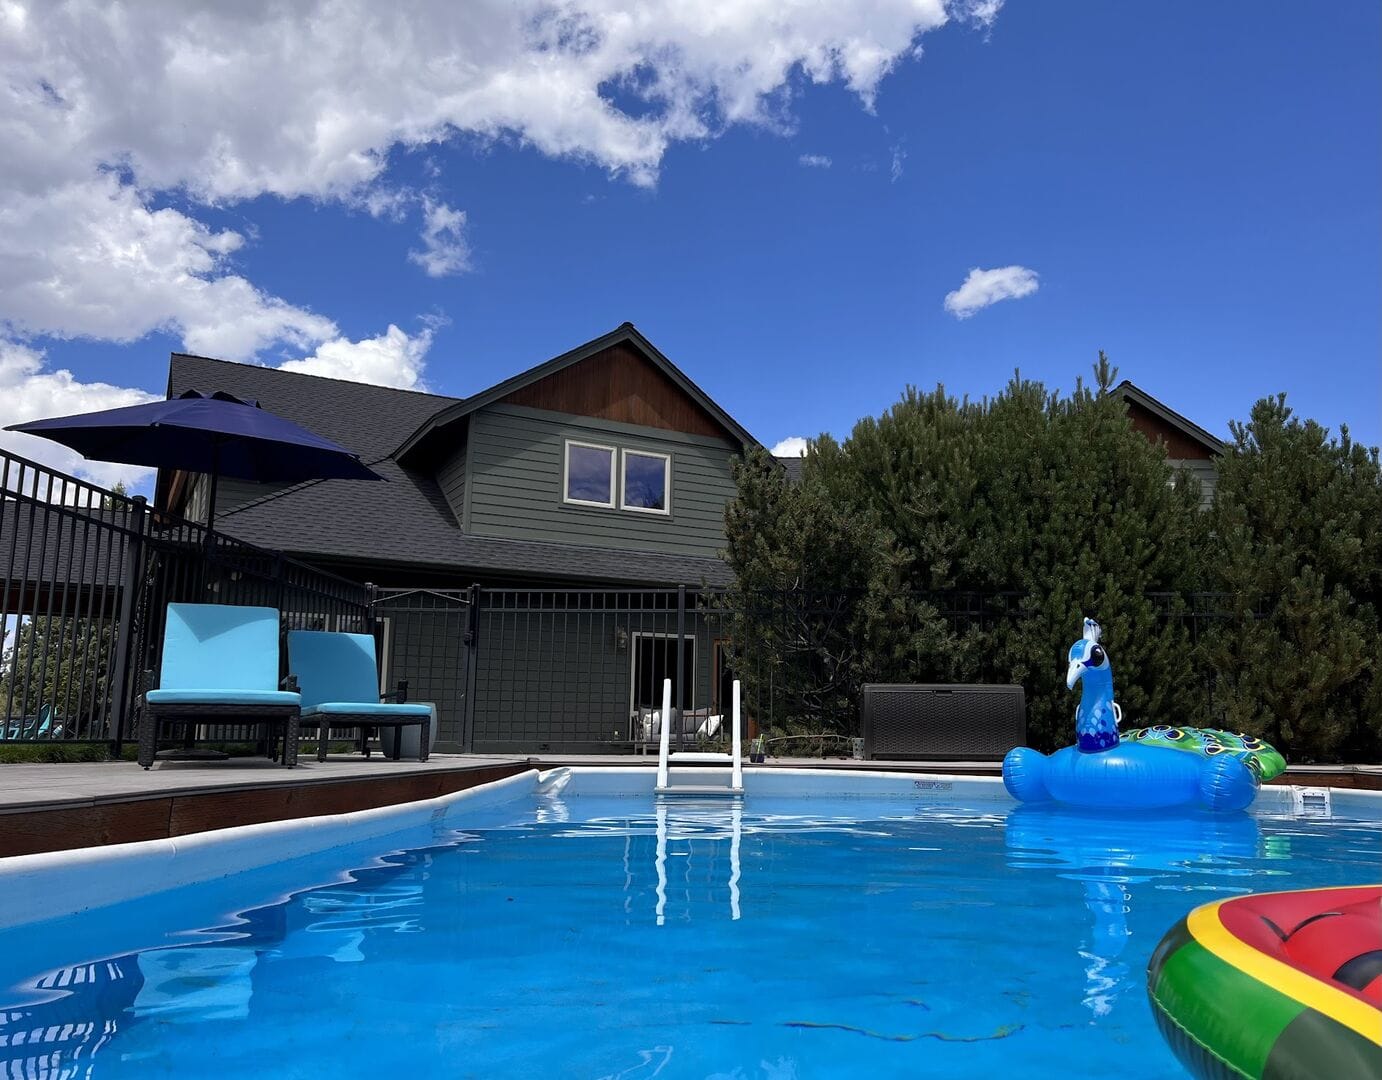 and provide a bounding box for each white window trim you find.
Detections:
[619,448,672,515]
[563,439,617,508]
